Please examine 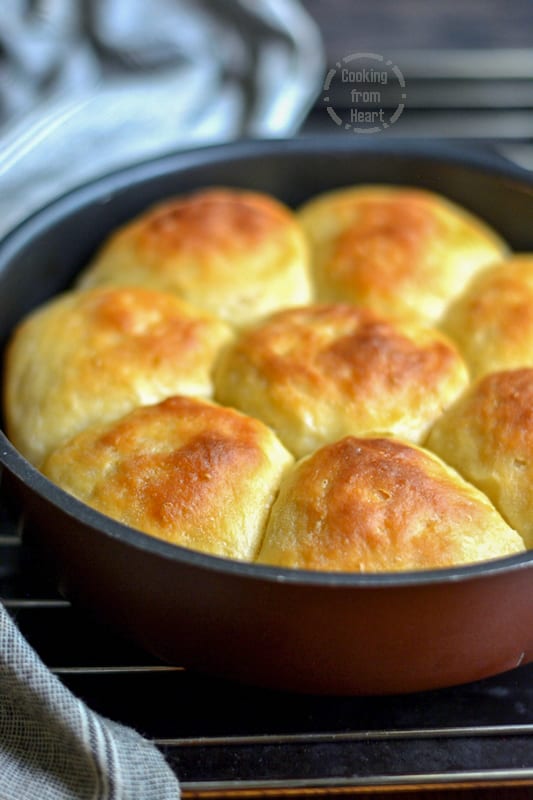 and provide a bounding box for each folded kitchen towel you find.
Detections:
[0,0,324,238]
[0,603,179,800]
[0,1,324,797]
